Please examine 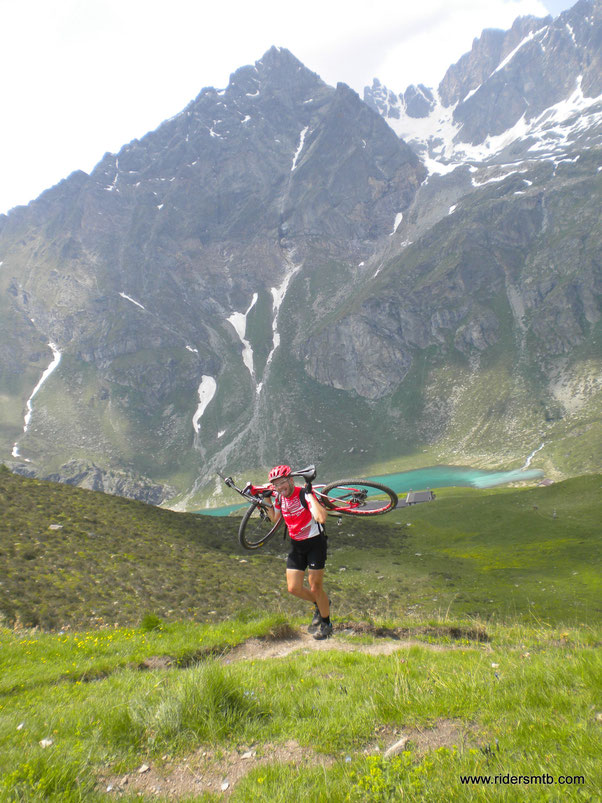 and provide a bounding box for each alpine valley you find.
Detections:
[1,0,600,509]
